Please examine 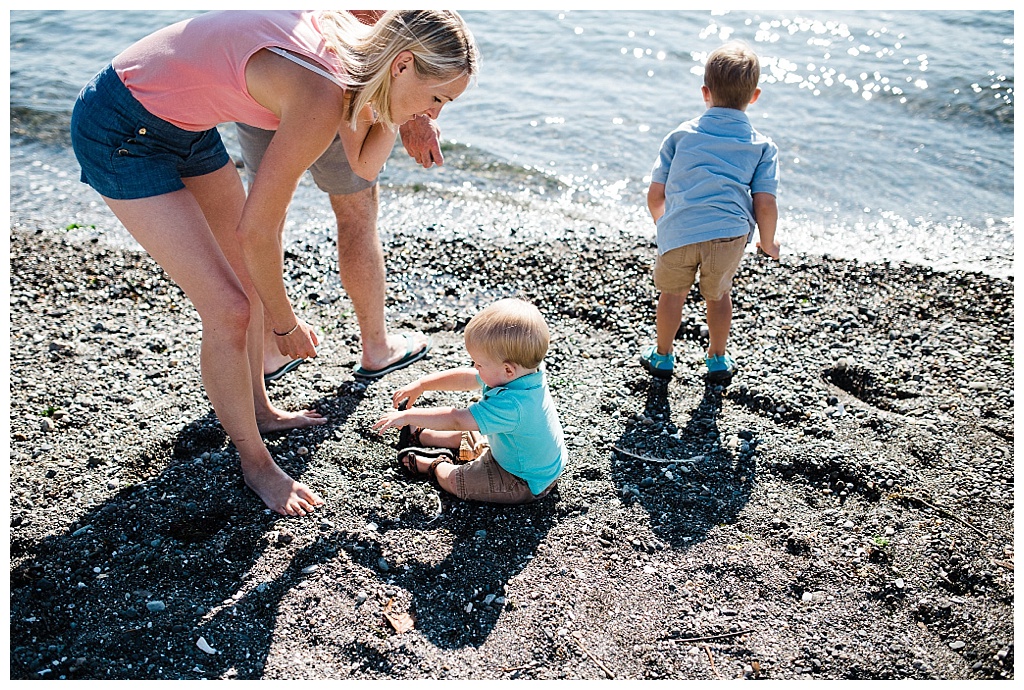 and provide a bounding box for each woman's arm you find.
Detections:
[239,51,348,357]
